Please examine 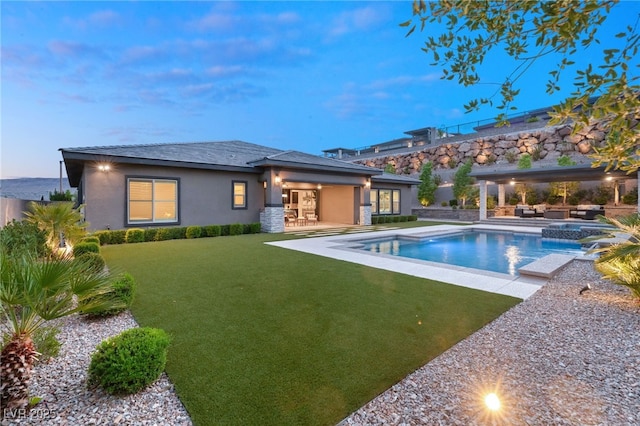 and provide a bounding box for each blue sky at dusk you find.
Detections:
[2,1,638,178]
